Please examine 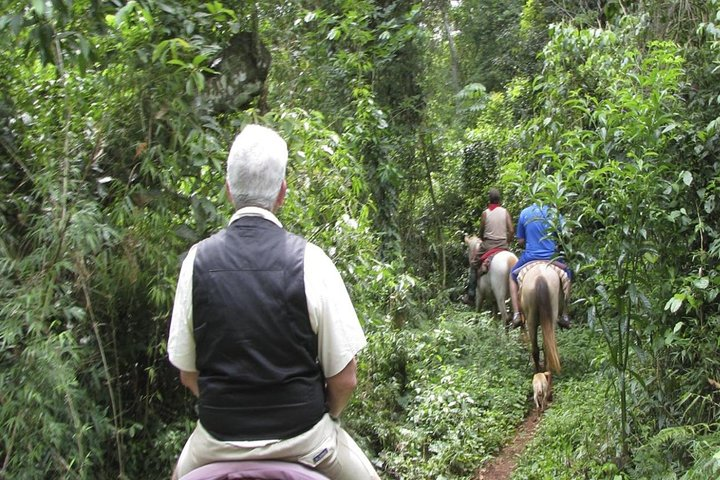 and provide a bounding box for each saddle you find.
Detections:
[517,260,571,299]
[473,247,507,273]
[179,461,329,480]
